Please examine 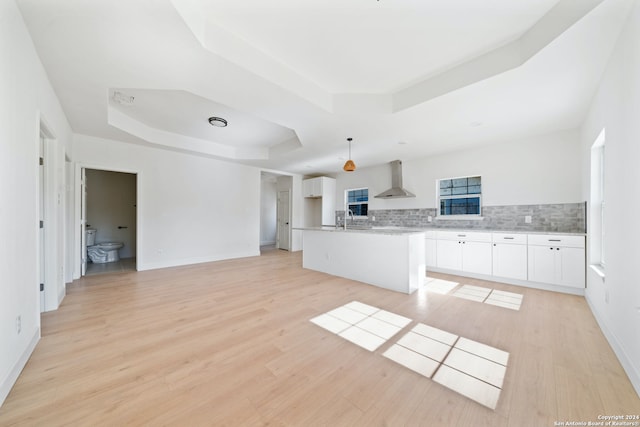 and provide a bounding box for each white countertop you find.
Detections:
[295,226,585,236]
[295,226,426,235]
